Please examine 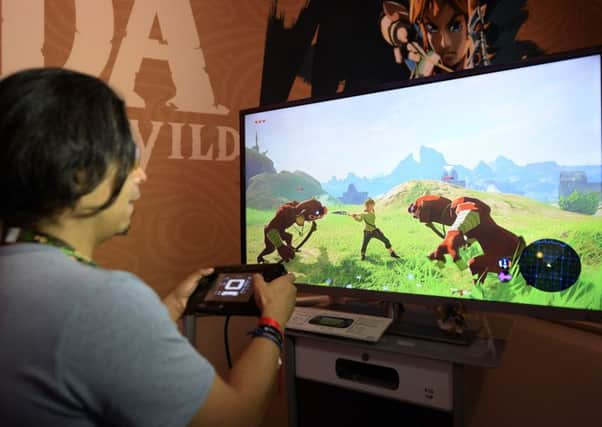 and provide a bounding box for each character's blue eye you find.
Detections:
[449,21,461,32]
[425,23,438,33]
